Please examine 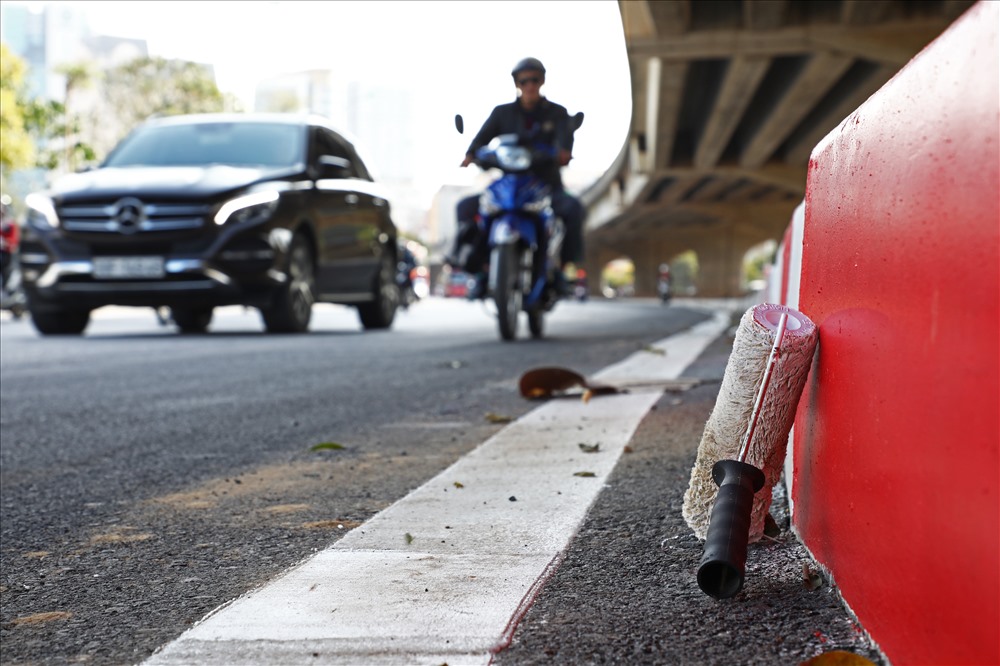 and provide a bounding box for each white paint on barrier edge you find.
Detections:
[145,309,730,665]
